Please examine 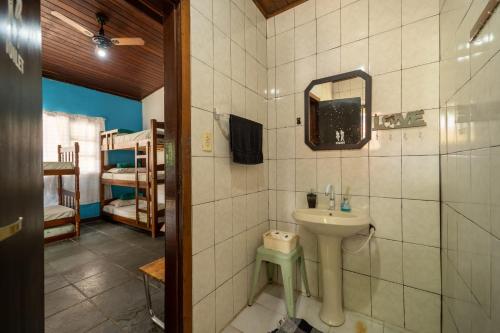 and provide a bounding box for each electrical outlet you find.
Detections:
[202,132,213,152]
